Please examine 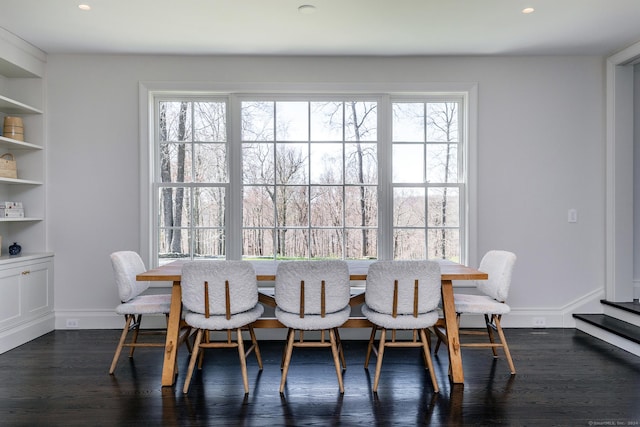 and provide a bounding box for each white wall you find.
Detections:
[47,55,606,329]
